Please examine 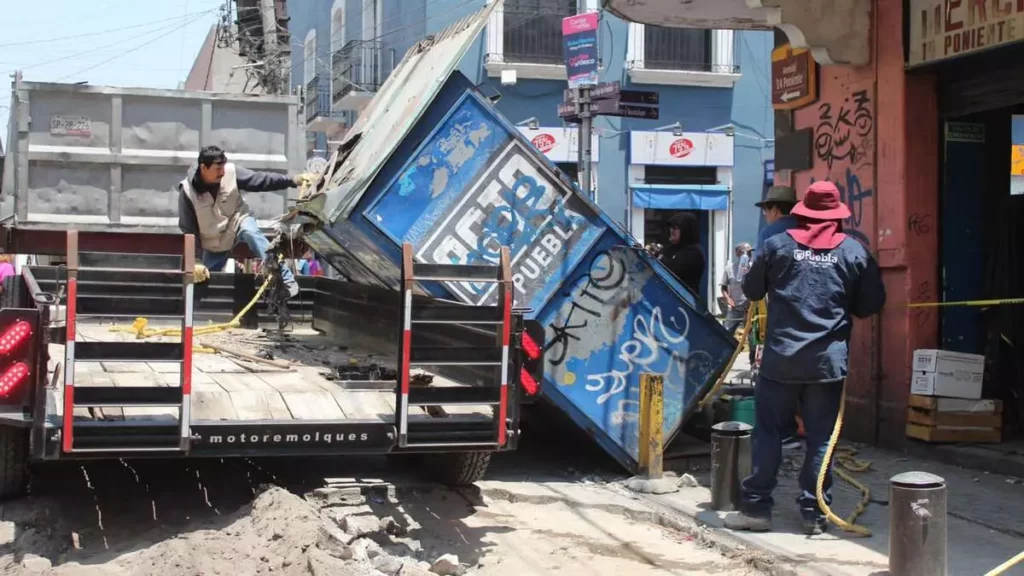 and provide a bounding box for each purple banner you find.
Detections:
[562,12,599,88]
